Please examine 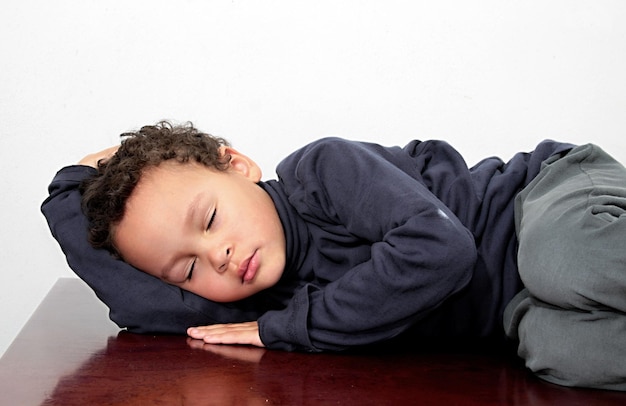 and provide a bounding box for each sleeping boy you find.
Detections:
[42,121,626,390]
